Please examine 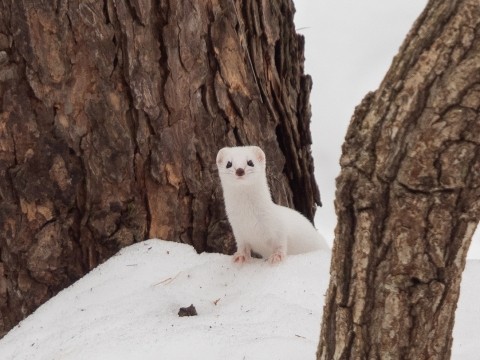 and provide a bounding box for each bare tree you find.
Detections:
[0,0,319,336]
[318,0,480,358]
